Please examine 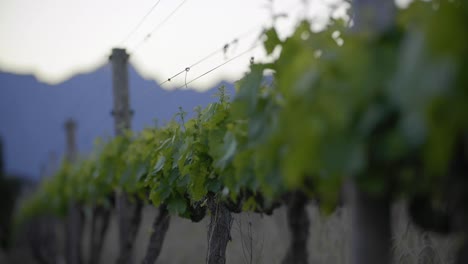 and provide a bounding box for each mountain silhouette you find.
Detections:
[0,64,234,179]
